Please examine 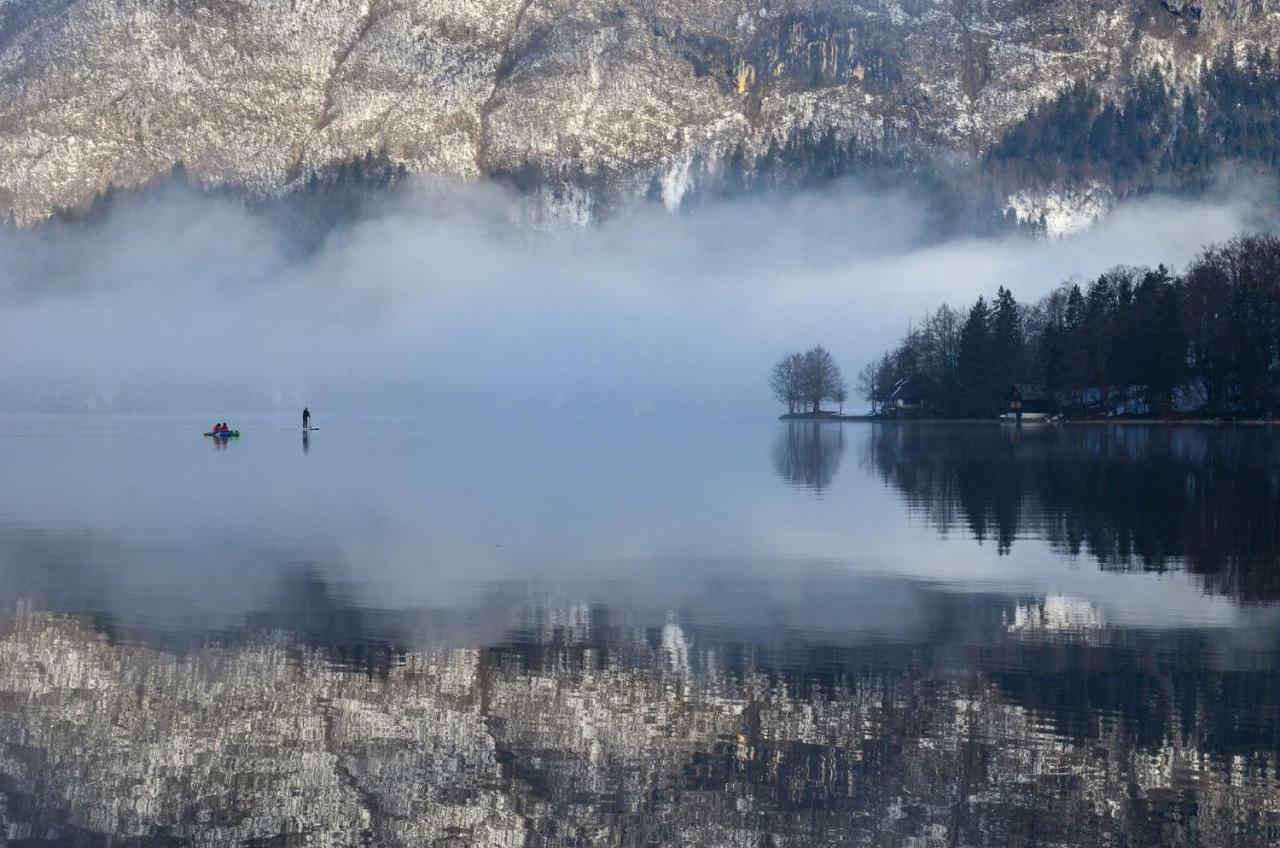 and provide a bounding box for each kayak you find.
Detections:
[204,431,240,437]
